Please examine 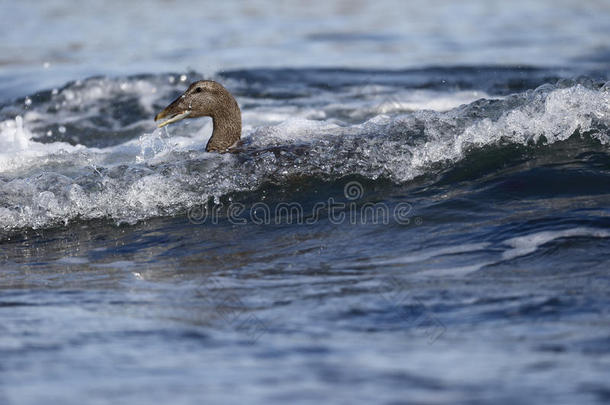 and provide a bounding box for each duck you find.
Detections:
[154,80,241,152]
